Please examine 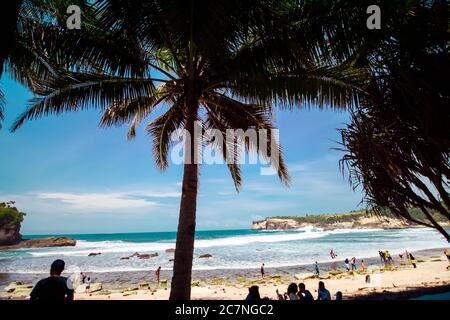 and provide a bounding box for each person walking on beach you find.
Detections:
[314,261,320,277]
[260,263,265,278]
[409,253,417,268]
[350,257,357,270]
[297,283,314,301]
[361,260,367,271]
[155,266,161,287]
[444,249,450,270]
[317,281,331,300]
[379,251,385,263]
[30,259,74,300]
[85,276,91,293]
[344,258,350,271]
